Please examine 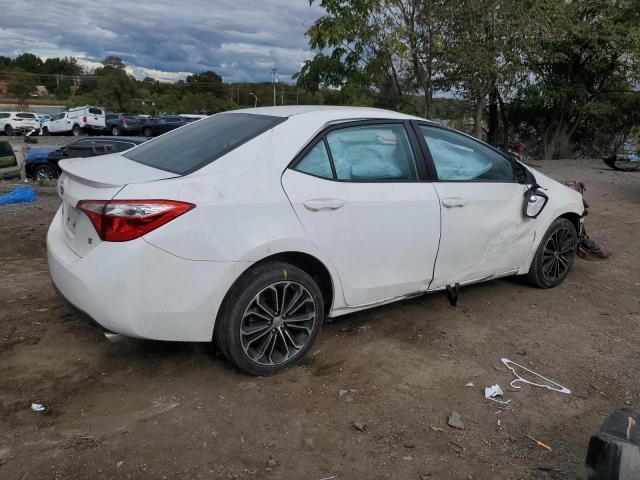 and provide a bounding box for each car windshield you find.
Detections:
[123,113,285,175]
